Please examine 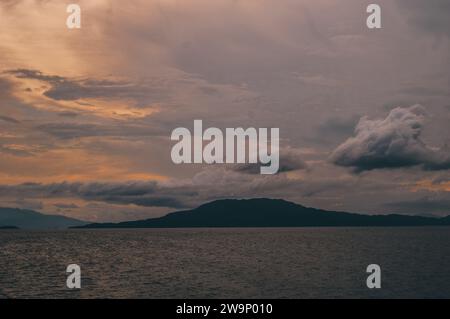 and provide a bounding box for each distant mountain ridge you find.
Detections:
[74,198,450,229]
[0,207,87,230]
[0,225,19,230]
